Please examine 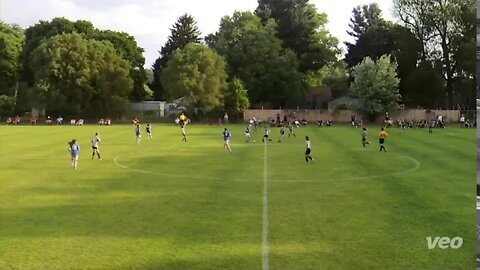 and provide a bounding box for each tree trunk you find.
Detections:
[442,41,454,109]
